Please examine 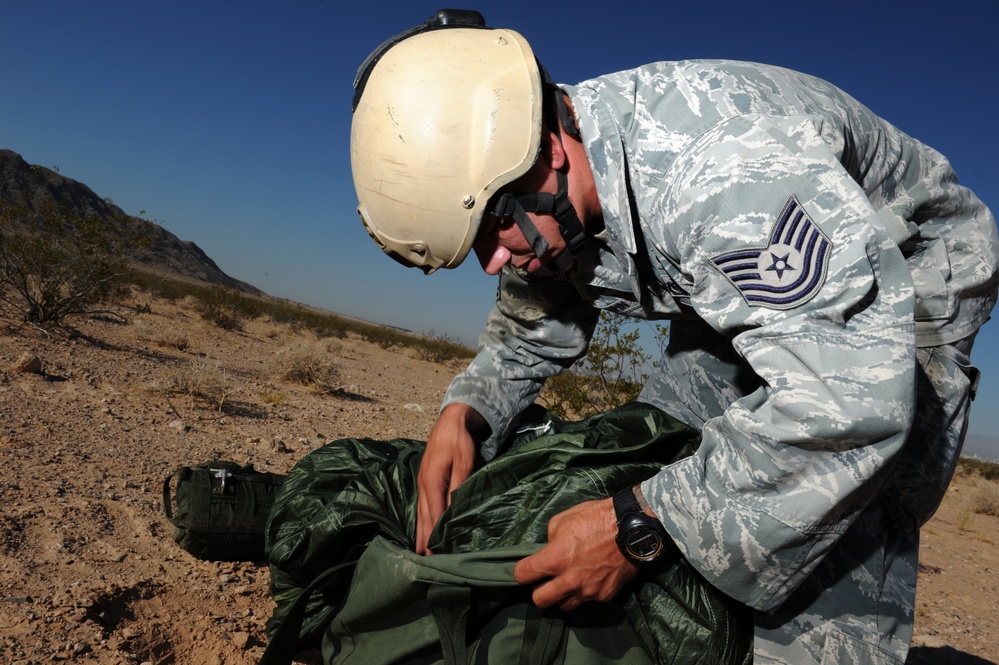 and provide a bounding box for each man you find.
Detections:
[349,9,998,665]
